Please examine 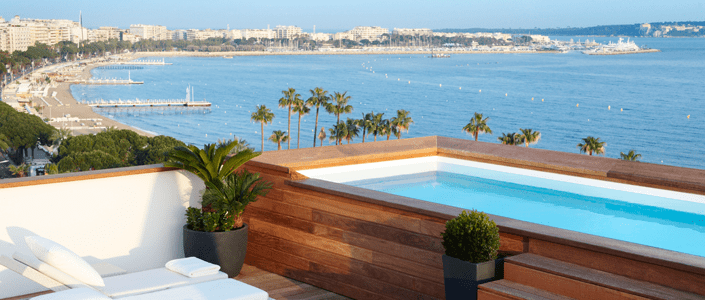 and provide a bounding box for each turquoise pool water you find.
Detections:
[345,170,705,257]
